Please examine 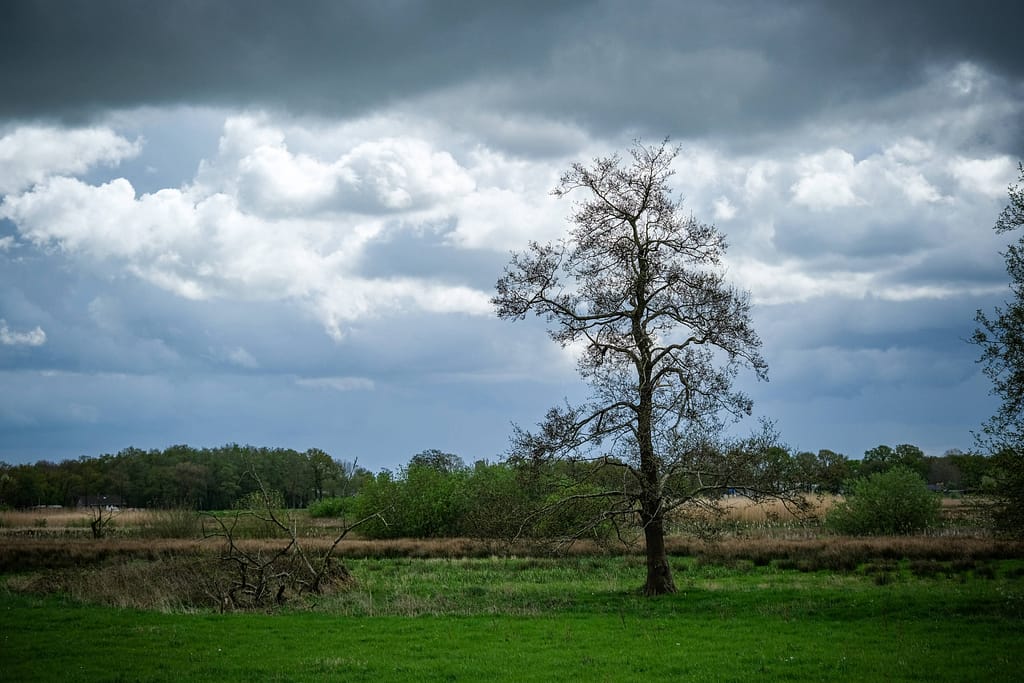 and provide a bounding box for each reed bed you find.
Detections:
[0,495,995,546]
[717,494,838,523]
[3,498,838,535]
[5,534,1023,613]
[0,507,156,530]
[3,532,1022,573]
